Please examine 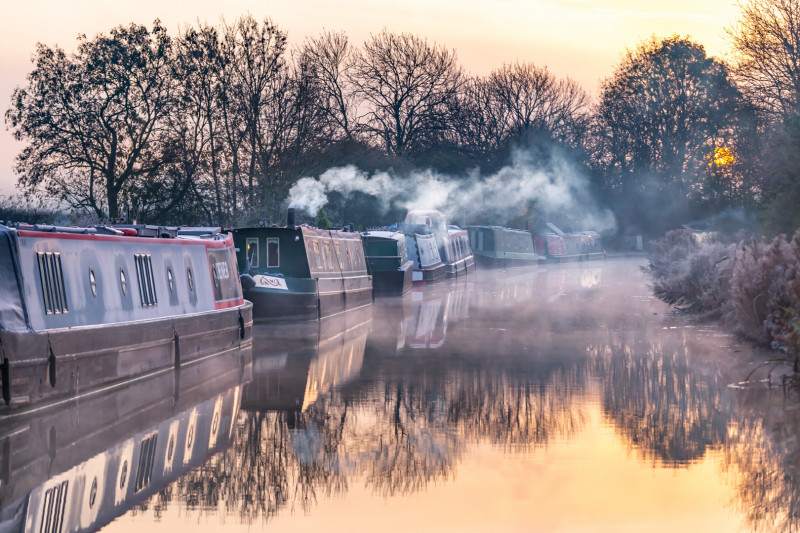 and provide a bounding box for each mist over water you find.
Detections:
[288,148,617,231]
